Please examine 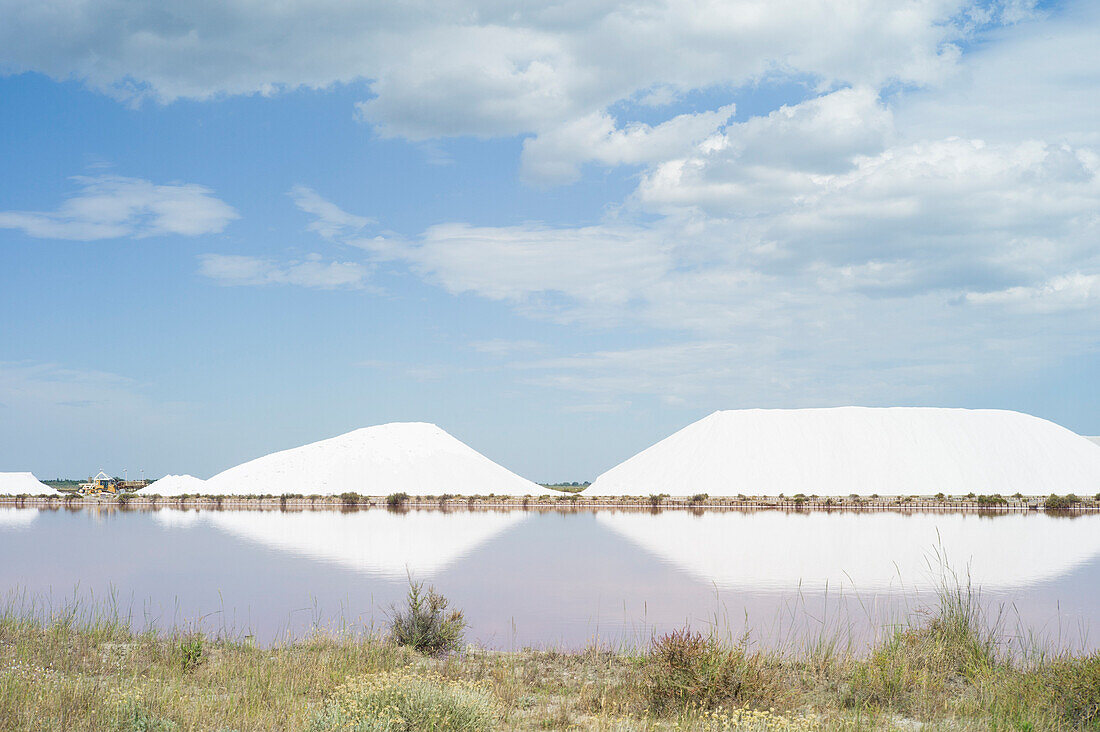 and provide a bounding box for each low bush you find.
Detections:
[647,493,669,507]
[339,492,361,507]
[640,629,786,714]
[309,670,499,732]
[1045,493,1080,510]
[389,579,466,655]
[690,493,709,504]
[975,494,1007,506]
[385,492,410,507]
[643,629,742,712]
